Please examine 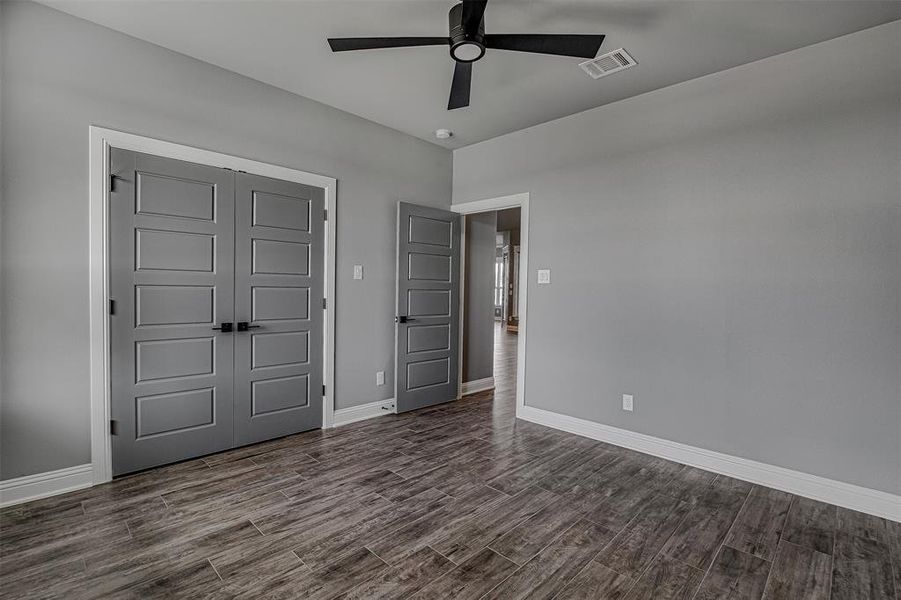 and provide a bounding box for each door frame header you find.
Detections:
[89,126,337,484]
